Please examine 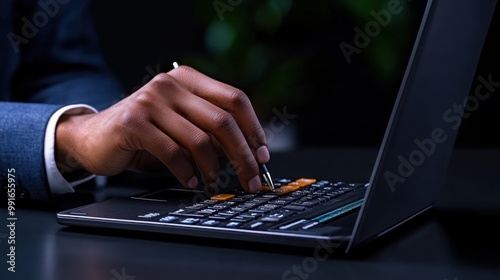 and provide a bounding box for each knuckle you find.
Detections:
[149,72,176,89]
[254,127,268,145]
[226,89,250,109]
[211,111,237,131]
[134,89,156,109]
[162,142,184,164]
[176,65,195,75]
[116,105,147,132]
[189,132,212,152]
